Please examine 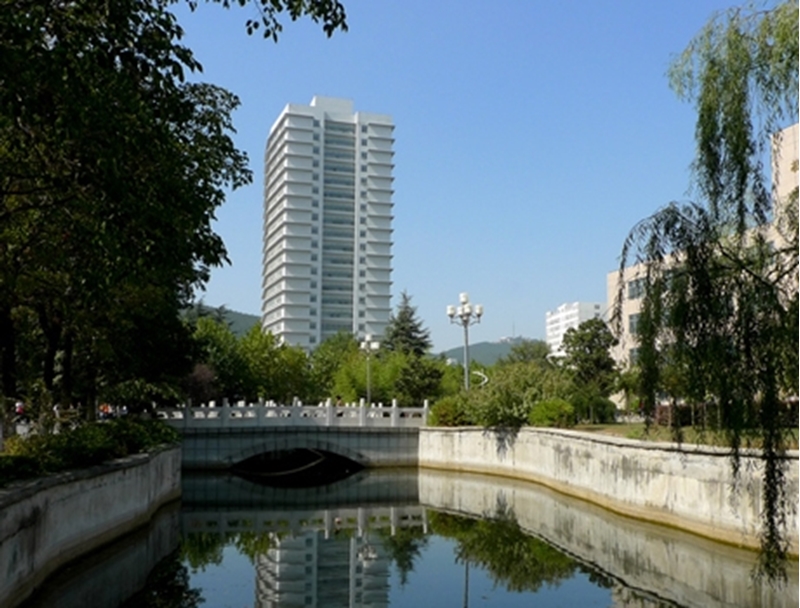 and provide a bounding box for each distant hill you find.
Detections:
[223,309,261,337]
[187,304,260,337]
[439,337,529,366]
